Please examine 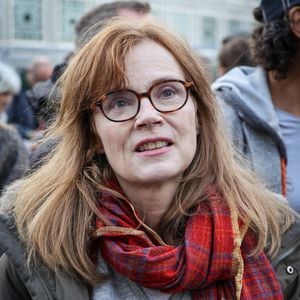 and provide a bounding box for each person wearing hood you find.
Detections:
[212,0,300,213]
